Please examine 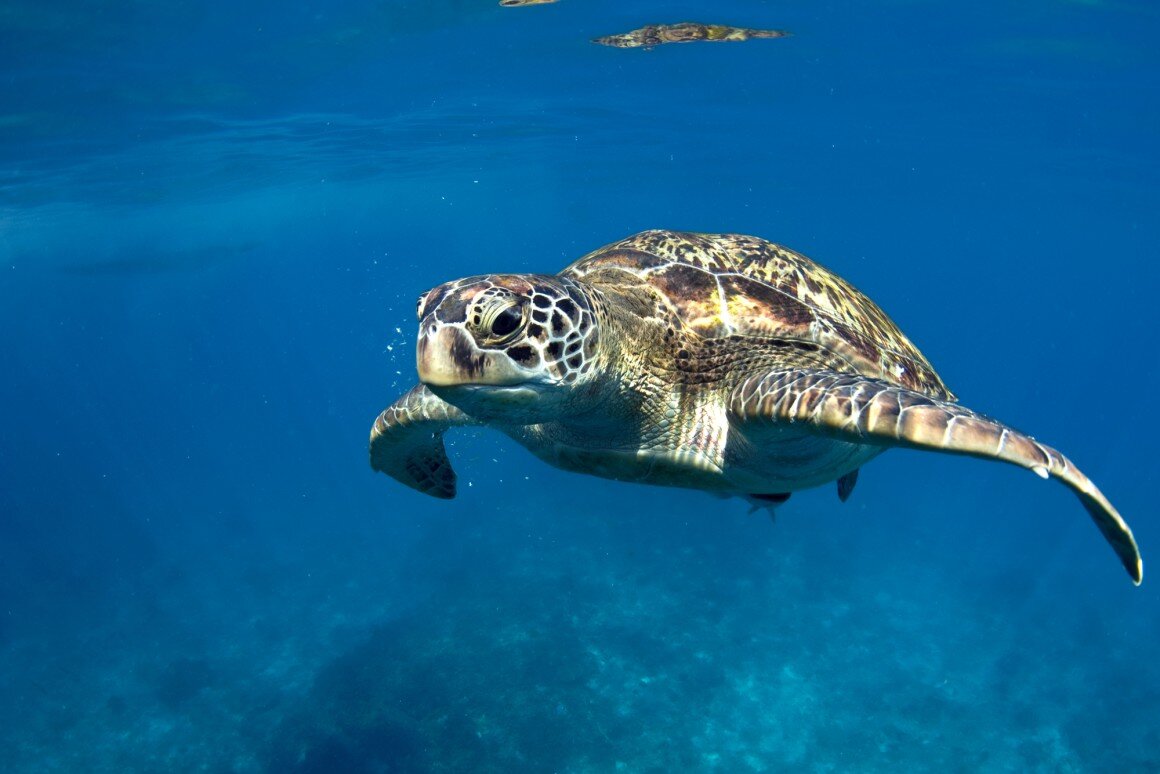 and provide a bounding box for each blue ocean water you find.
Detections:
[2,0,1158,770]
